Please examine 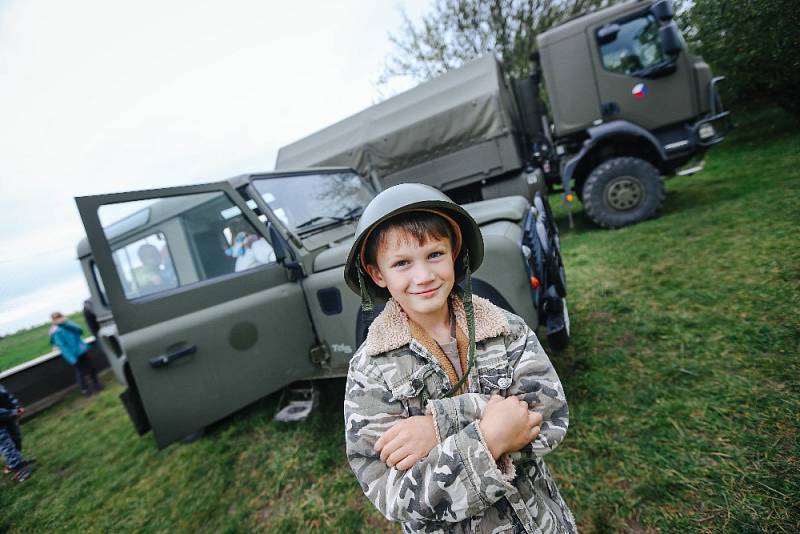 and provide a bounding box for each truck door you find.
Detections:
[76,182,318,448]
[589,9,696,129]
